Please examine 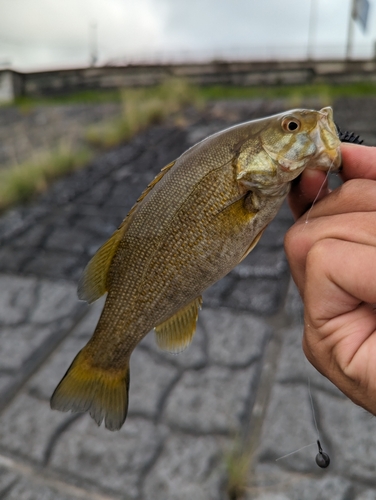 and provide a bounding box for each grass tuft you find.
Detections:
[0,78,200,210]
[0,144,91,208]
[225,444,253,500]
[85,78,203,148]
